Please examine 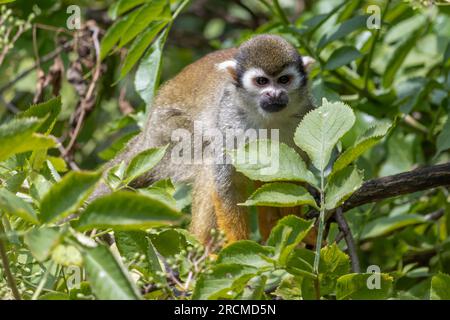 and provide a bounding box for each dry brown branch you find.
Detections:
[342,163,450,212]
